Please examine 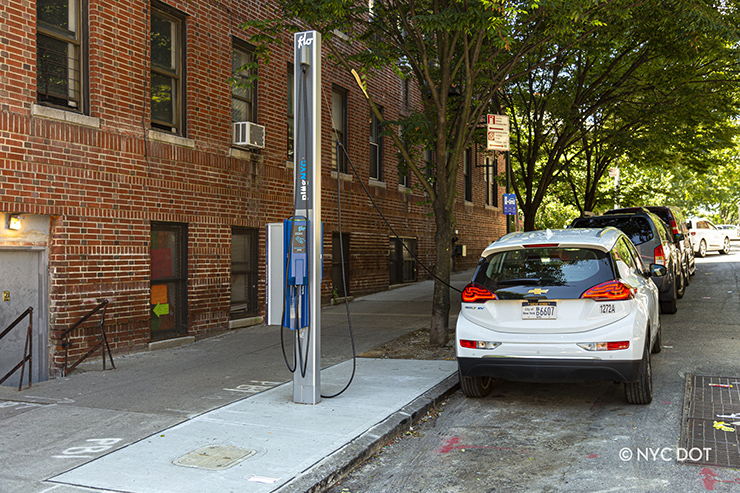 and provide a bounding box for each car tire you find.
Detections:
[625,340,653,405]
[660,275,678,314]
[458,367,493,398]
[698,240,707,258]
[651,321,662,354]
[676,267,686,299]
[720,237,731,255]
